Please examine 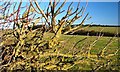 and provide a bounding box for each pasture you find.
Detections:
[0,26,119,70]
[84,26,119,34]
